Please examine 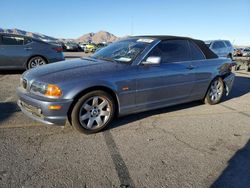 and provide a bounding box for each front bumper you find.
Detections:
[224,73,235,96]
[17,87,73,125]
